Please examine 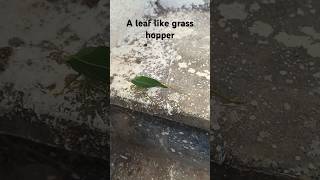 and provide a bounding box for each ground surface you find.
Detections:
[0,0,108,160]
[110,105,209,179]
[0,135,108,180]
[111,138,209,180]
[0,134,295,180]
[0,0,108,135]
[1,0,319,179]
[110,0,210,130]
[212,0,320,179]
